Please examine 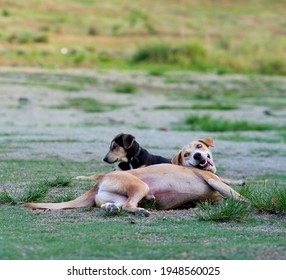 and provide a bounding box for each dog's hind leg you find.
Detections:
[96,191,127,214]
[97,172,151,216]
[122,180,150,216]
